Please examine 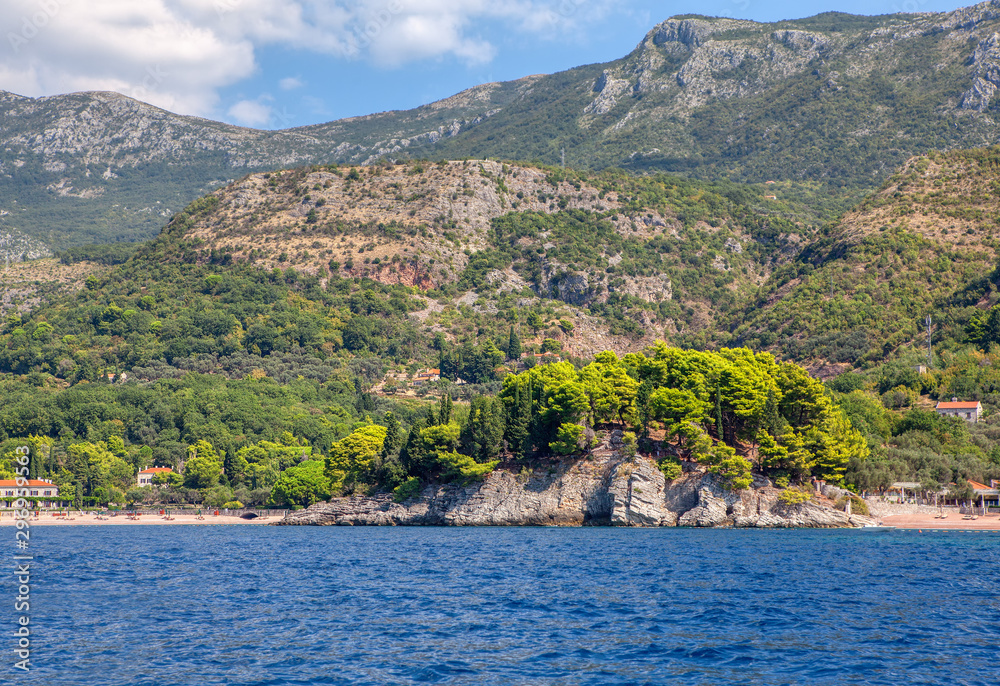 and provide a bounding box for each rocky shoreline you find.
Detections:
[276,441,875,529]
